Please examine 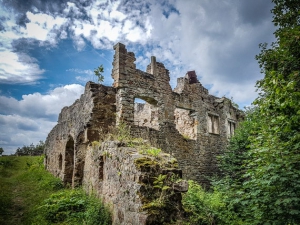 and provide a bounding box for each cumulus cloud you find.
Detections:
[0,84,84,154]
[0,51,44,83]
[143,0,275,106]
[1,0,274,98]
